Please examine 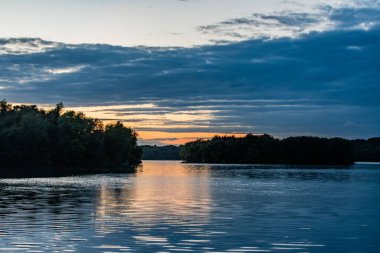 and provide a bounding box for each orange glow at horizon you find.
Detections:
[63,104,249,145]
[138,131,247,145]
